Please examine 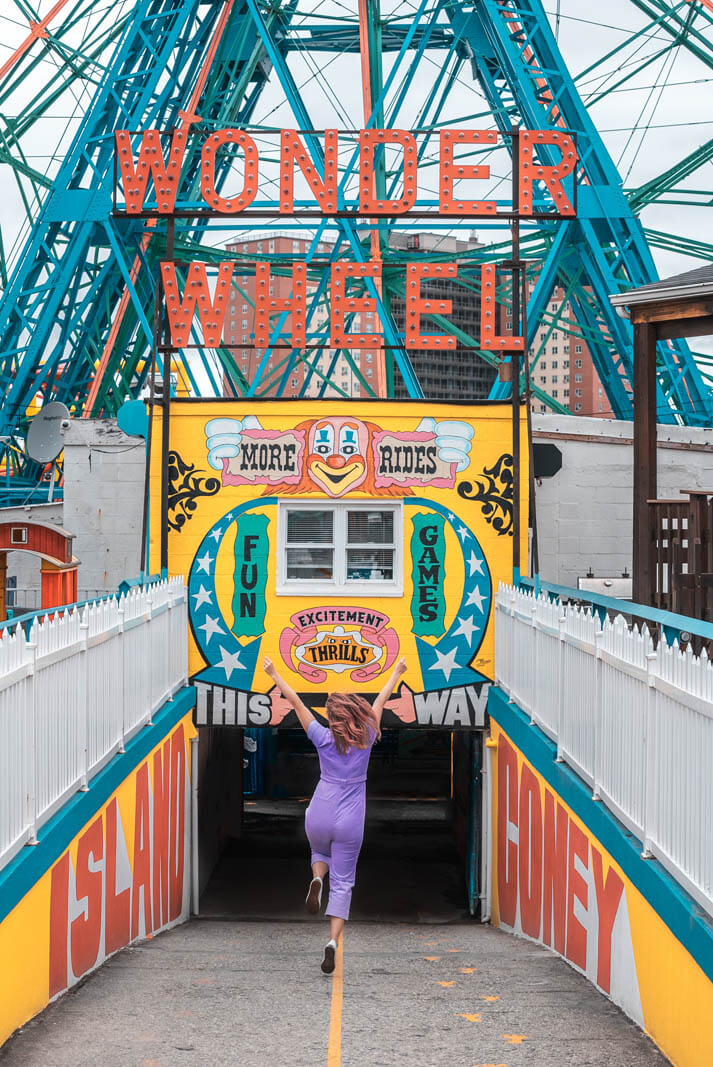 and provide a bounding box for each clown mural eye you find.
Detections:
[339,425,360,458]
[314,423,335,456]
